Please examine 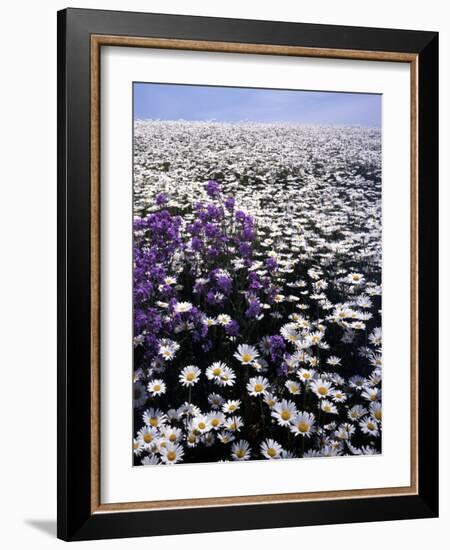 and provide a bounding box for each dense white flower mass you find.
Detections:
[133,120,382,466]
